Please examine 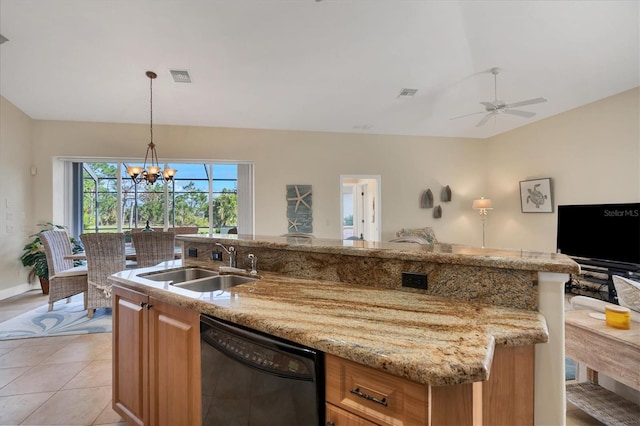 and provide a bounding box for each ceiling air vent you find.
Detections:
[398,88,418,98]
[170,69,192,83]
